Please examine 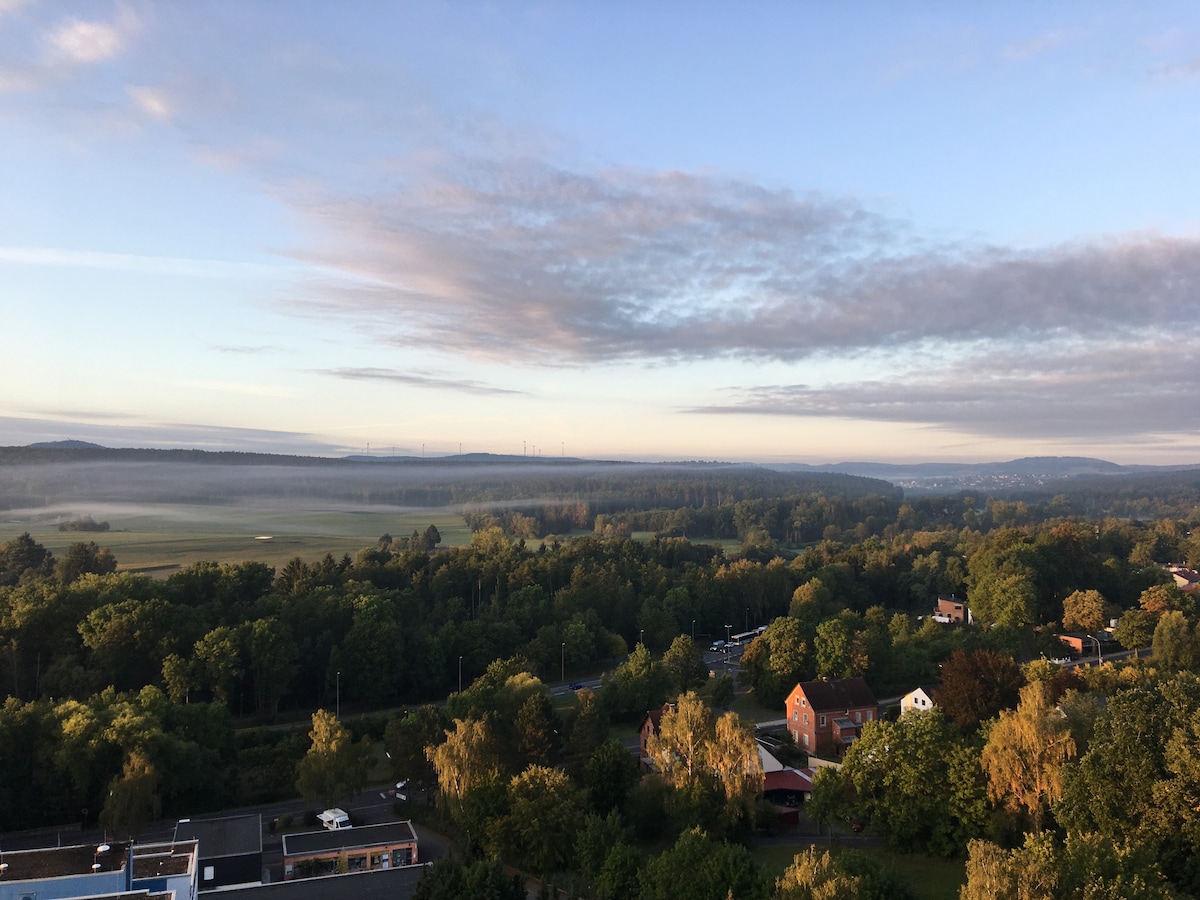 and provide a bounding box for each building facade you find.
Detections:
[785,677,878,758]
